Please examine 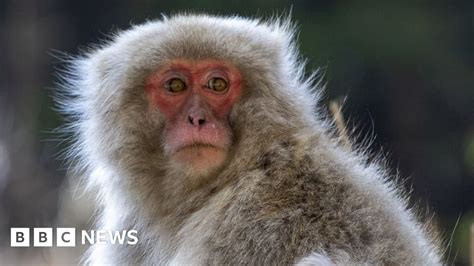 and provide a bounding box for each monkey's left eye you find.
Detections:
[207,77,228,92]
[165,78,186,93]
